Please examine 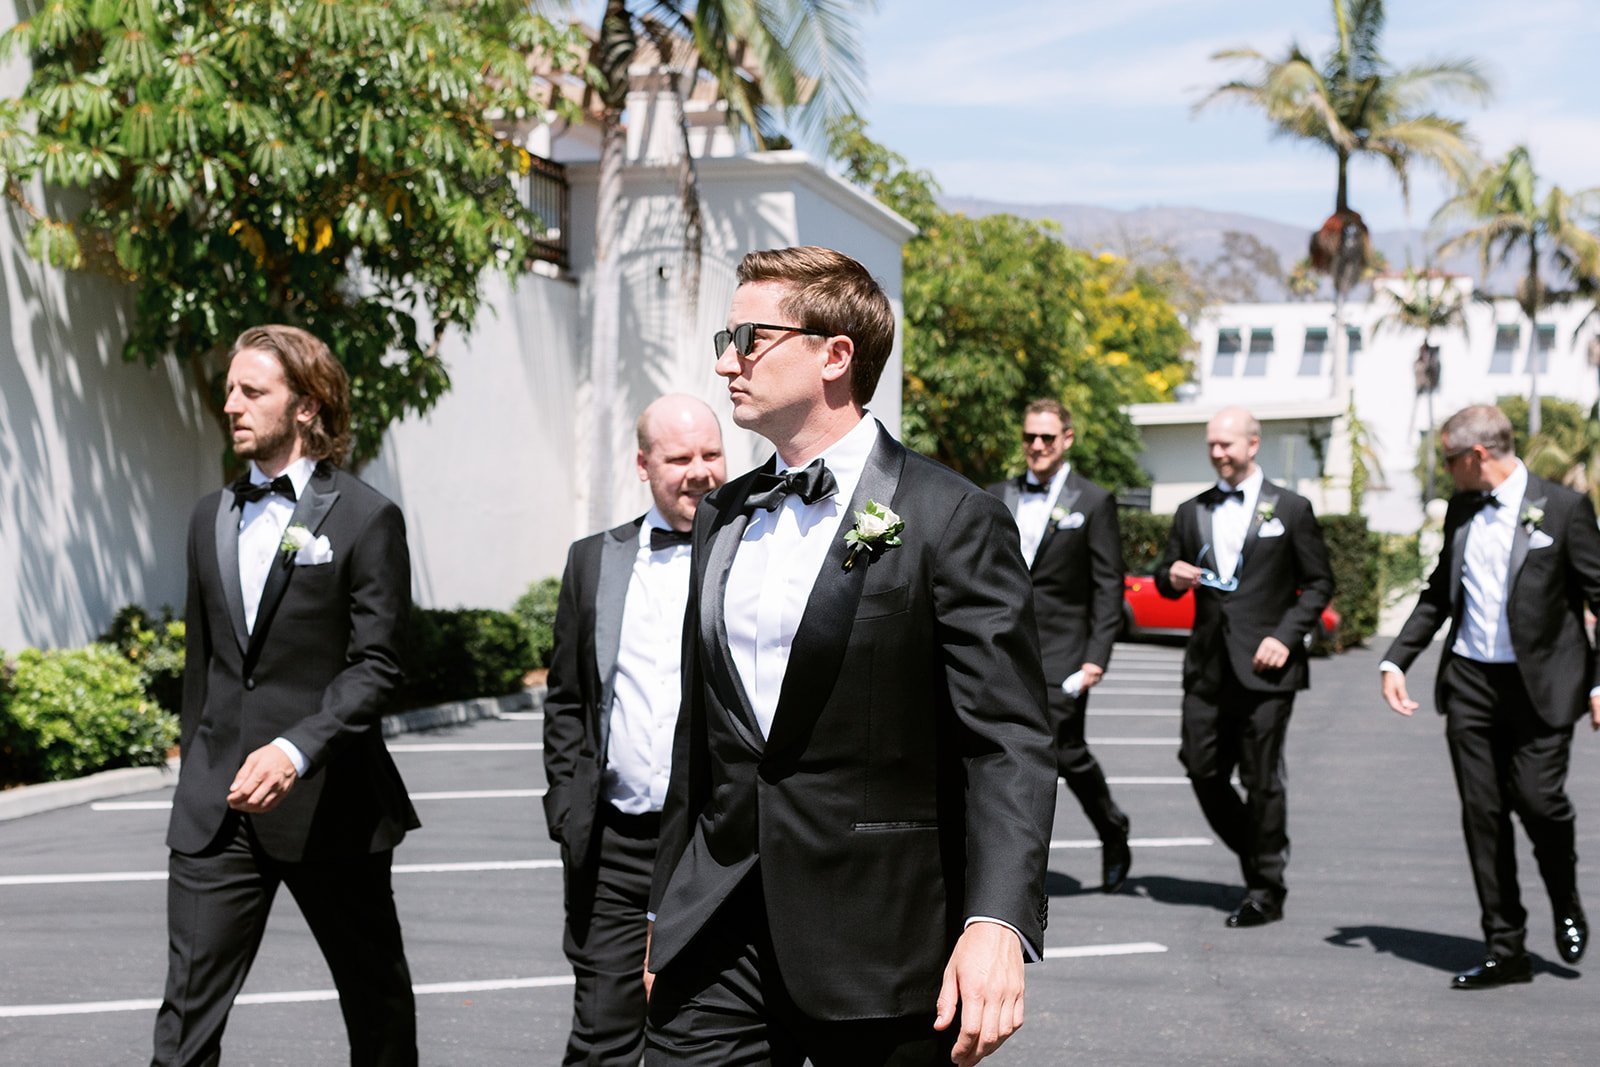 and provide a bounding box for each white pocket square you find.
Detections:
[1529,530,1554,550]
[1056,512,1085,530]
[294,536,334,566]
[1257,519,1285,538]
